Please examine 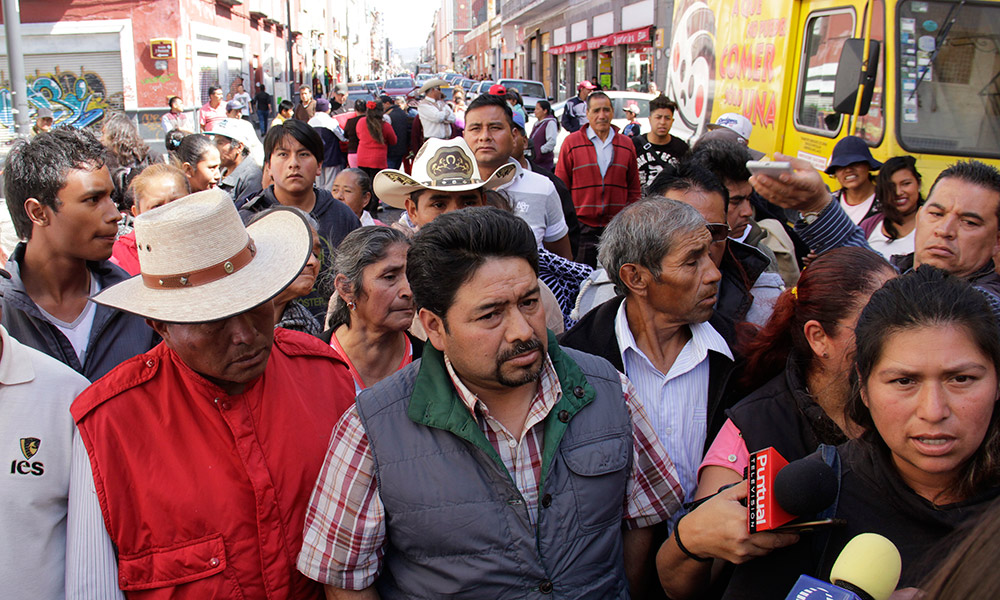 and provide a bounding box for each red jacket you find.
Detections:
[72,329,355,598]
[555,125,641,227]
[356,117,398,169]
